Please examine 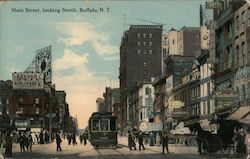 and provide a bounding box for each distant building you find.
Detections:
[103,87,120,113]
[163,27,201,57]
[120,25,163,128]
[96,98,106,112]
[56,91,69,131]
